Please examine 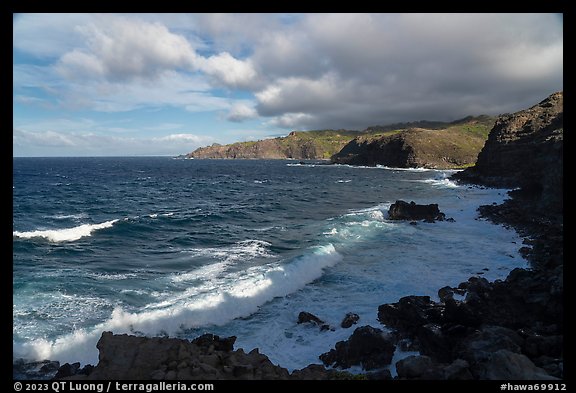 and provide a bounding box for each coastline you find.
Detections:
[14,182,562,380]
[13,92,563,381]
